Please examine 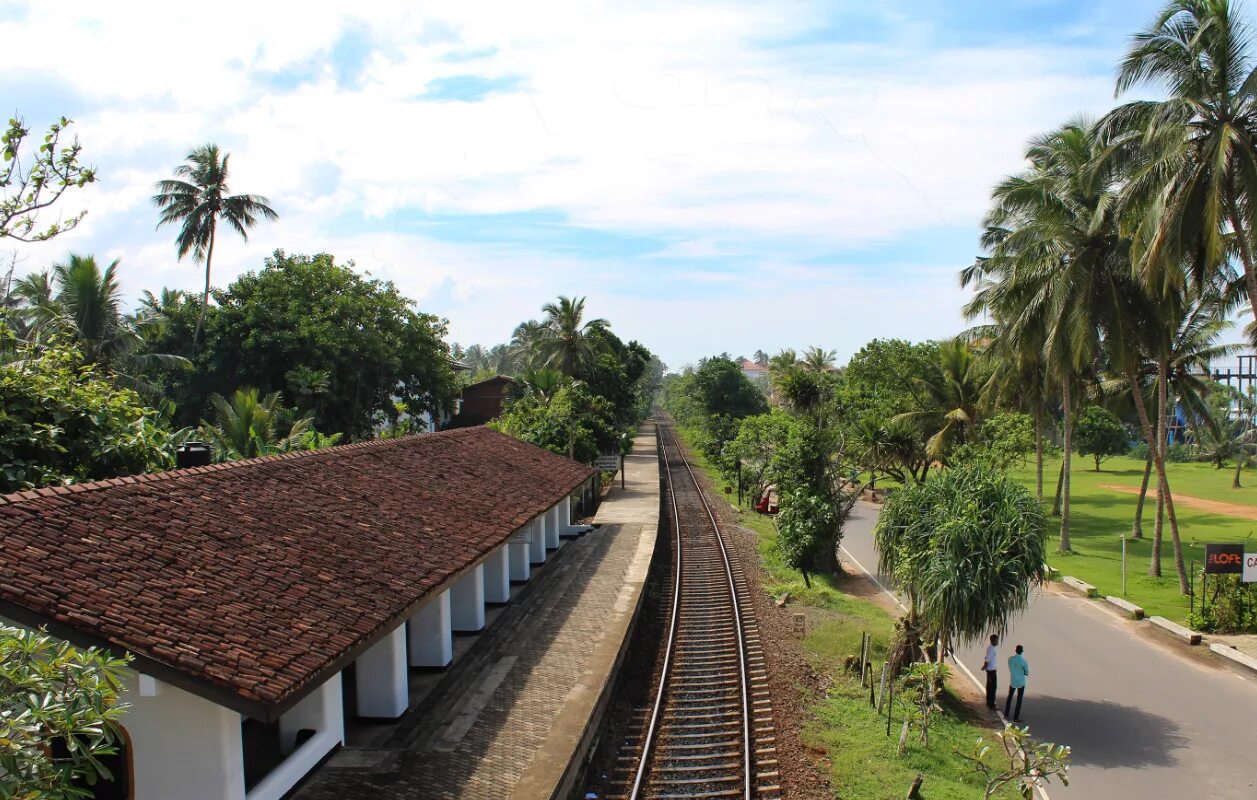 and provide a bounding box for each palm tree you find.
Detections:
[515,366,565,405]
[12,255,188,388]
[753,349,770,366]
[892,339,984,459]
[510,320,546,370]
[153,144,278,344]
[1101,0,1257,326]
[537,295,609,377]
[801,346,836,372]
[967,120,1131,553]
[199,387,312,461]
